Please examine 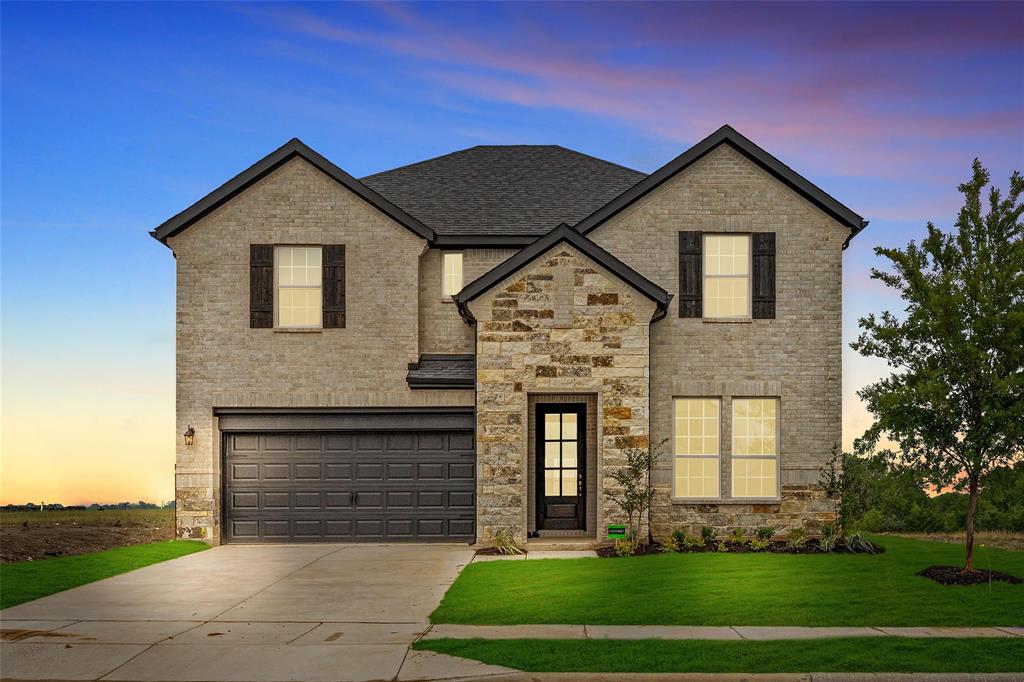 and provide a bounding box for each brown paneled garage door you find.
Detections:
[221,414,476,542]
